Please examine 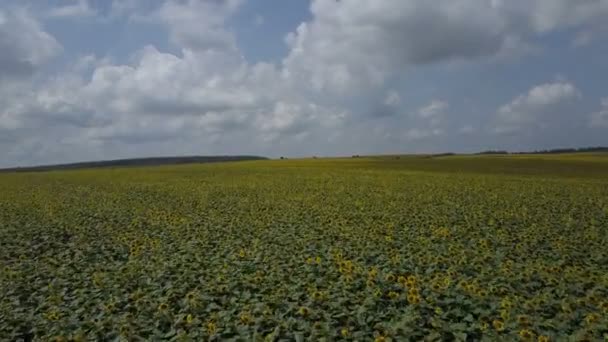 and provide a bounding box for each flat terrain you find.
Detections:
[1,155,607,340]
